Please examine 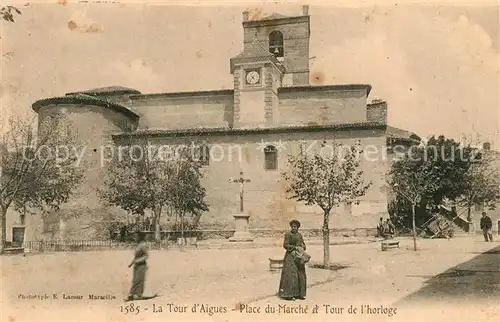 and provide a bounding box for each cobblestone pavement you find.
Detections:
[2,236,498,321]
